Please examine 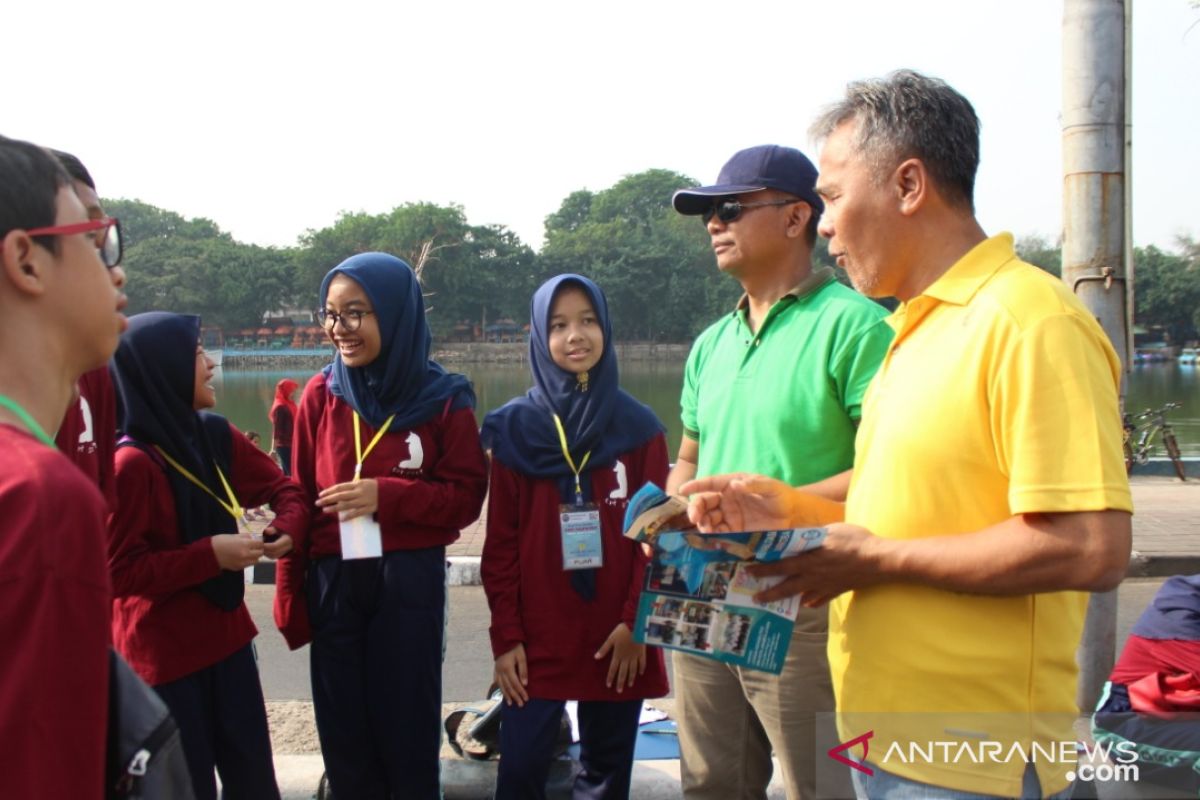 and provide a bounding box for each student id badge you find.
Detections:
[559,504,603,570]
[340,515,383,560]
